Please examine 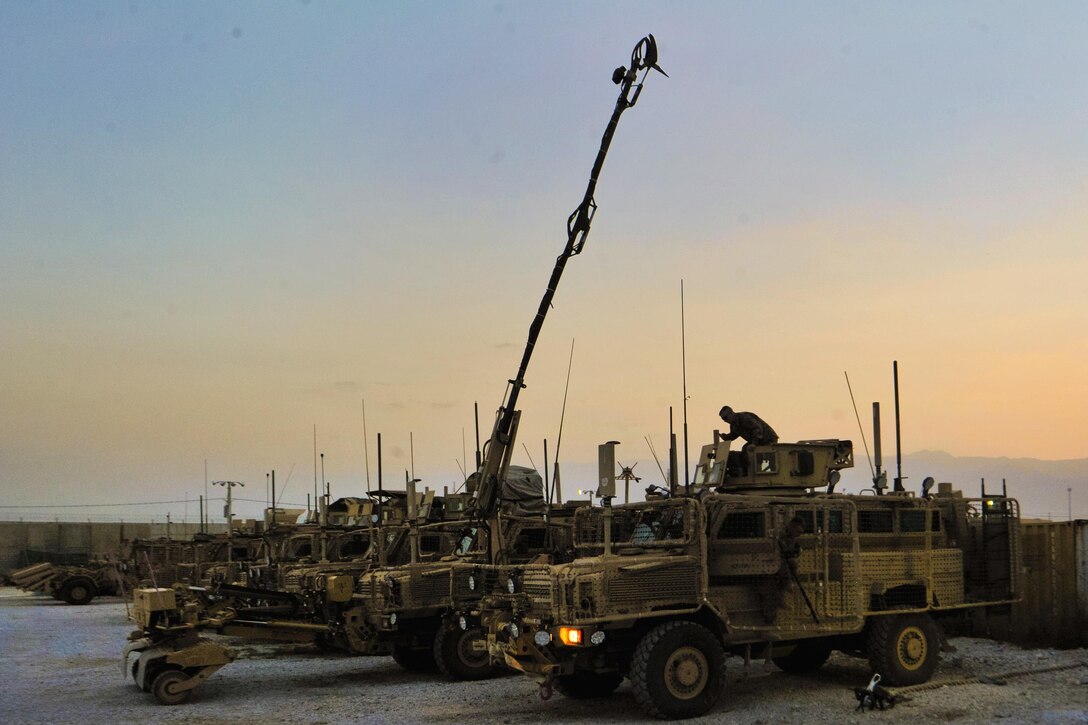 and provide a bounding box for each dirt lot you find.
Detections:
[2,586,1086,724]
